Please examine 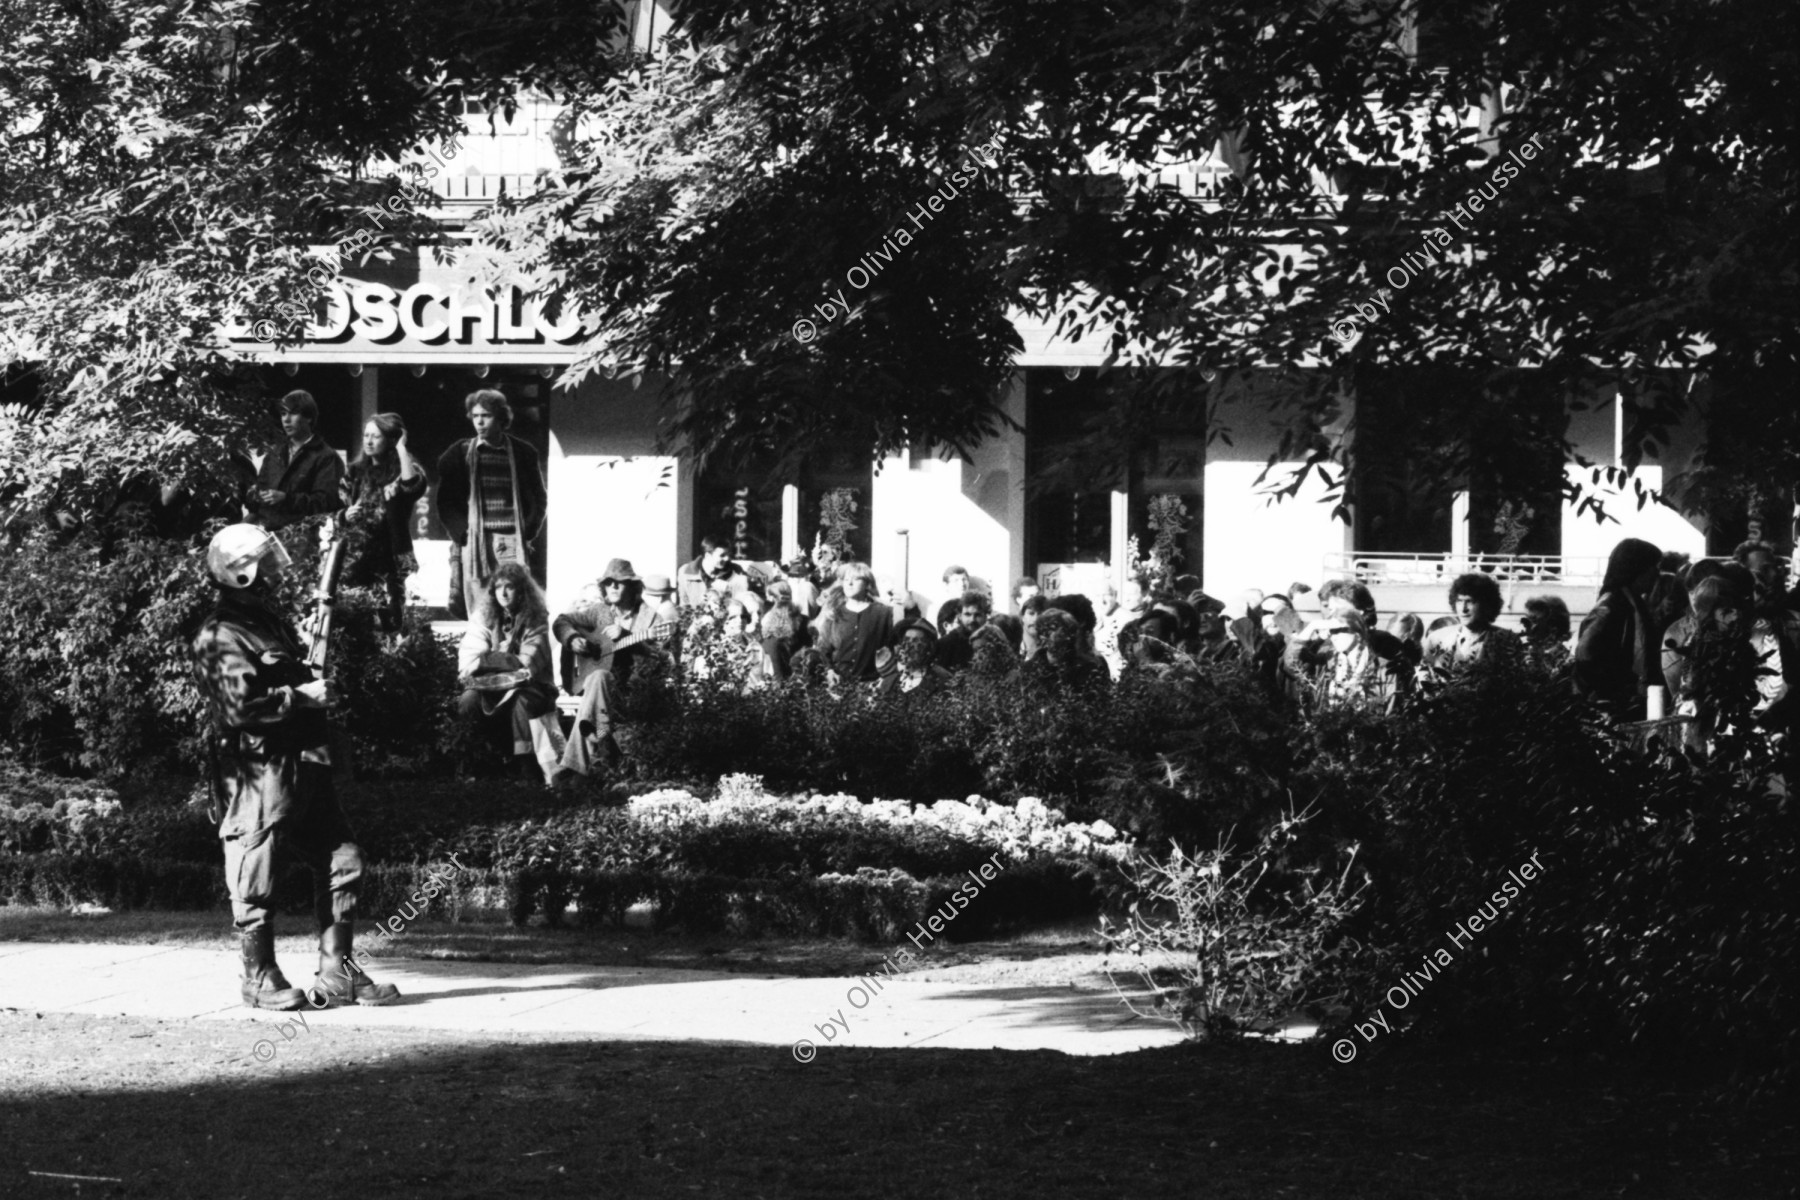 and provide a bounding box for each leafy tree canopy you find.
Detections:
[0,0,625,524]
[480,0,1795,510]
